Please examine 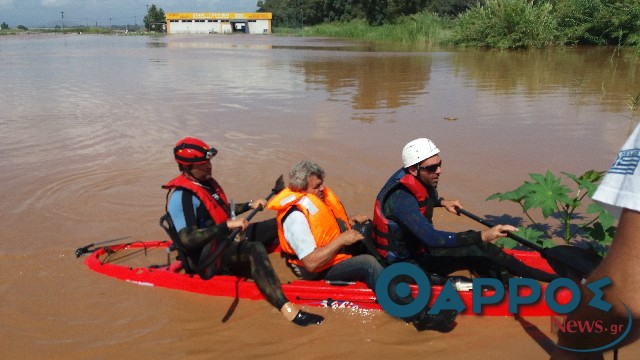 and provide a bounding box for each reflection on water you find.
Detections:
[451,47,640,112]
[302,54,431,111]
[1,34,639,359]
